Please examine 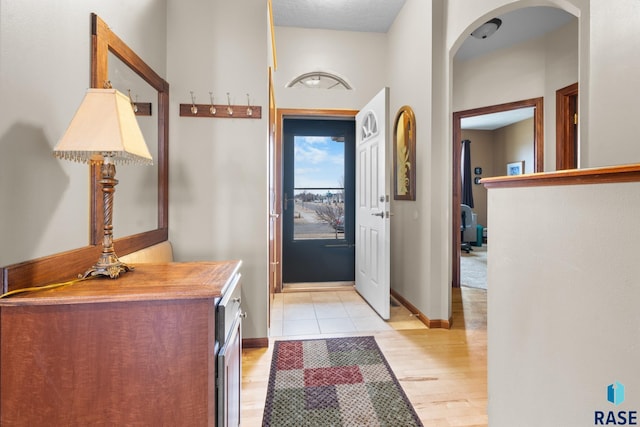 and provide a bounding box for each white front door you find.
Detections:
[355,88,390,319]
